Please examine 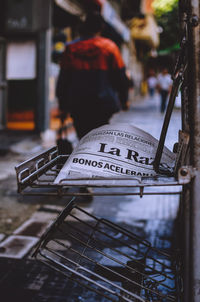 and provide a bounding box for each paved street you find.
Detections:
[0,93,182,301]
